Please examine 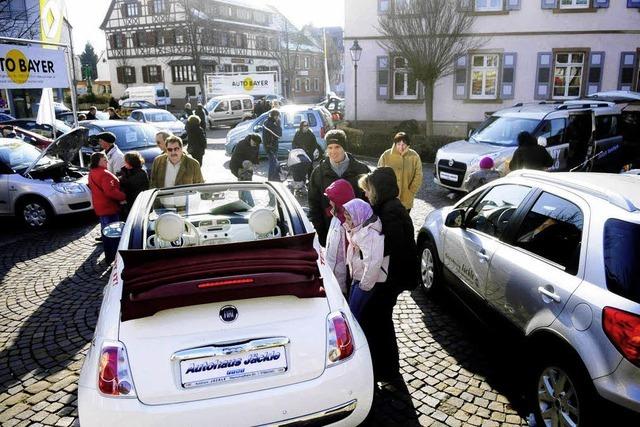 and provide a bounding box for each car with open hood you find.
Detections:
[78,181,374,426]
[0,127,92,227]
